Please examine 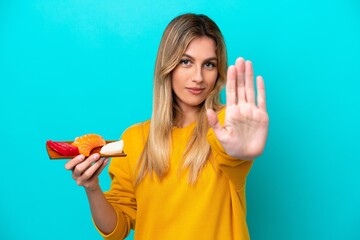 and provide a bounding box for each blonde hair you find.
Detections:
[136,13,227,184]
